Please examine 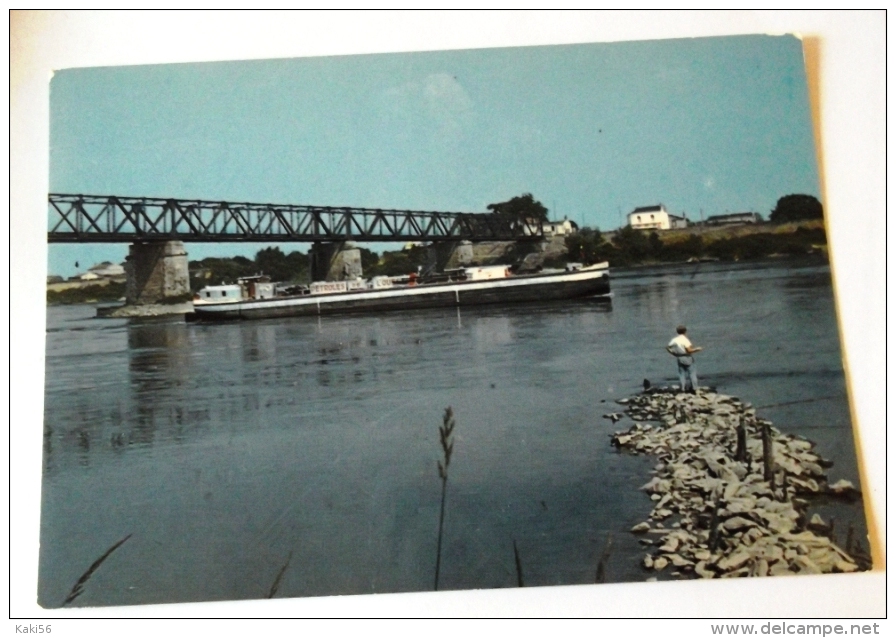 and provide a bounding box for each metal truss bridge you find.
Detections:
[47,194,543,243]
